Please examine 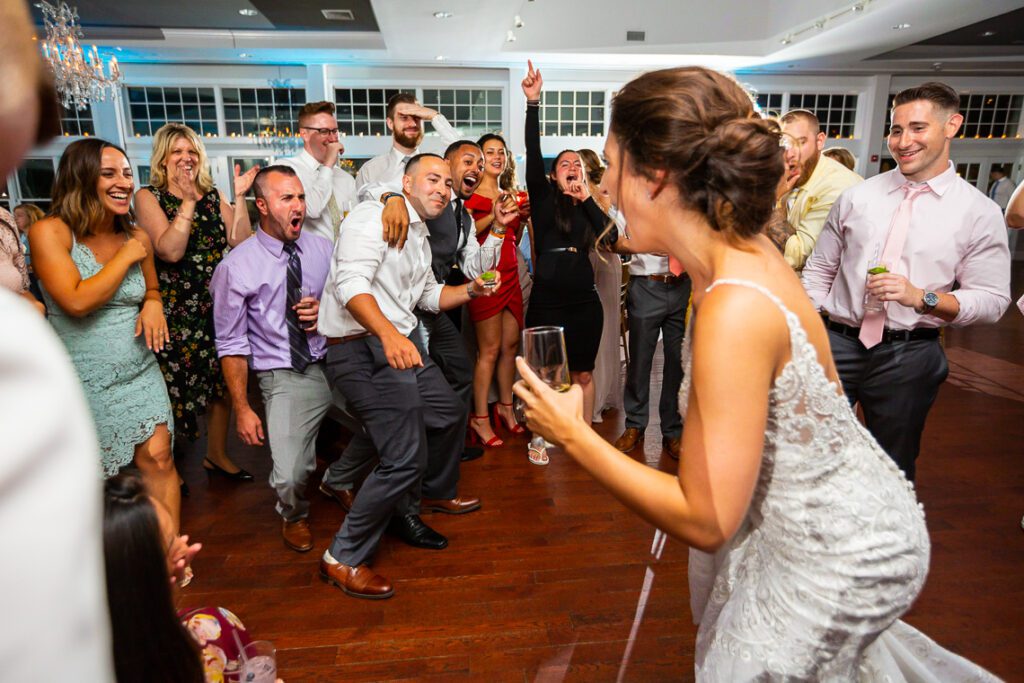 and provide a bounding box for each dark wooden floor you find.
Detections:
[178,278,1024,682]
